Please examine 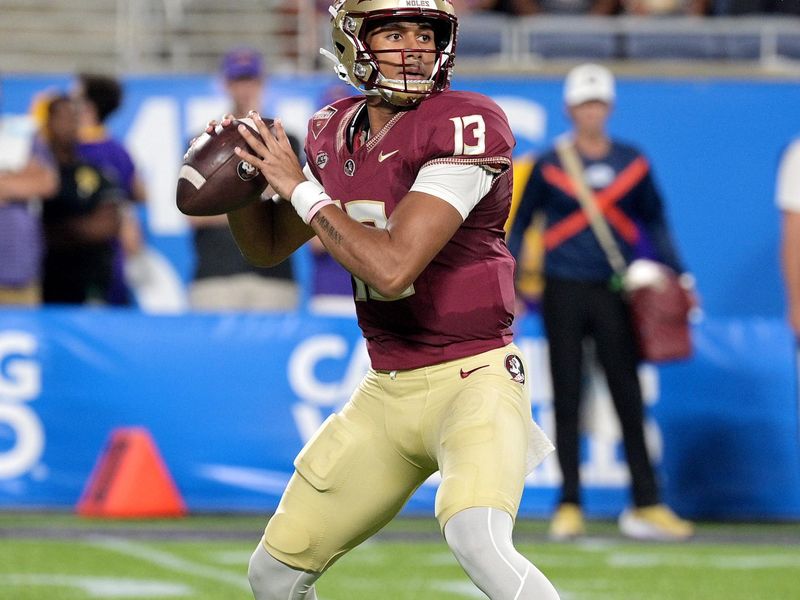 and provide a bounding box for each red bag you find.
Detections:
[626,262,693,363]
